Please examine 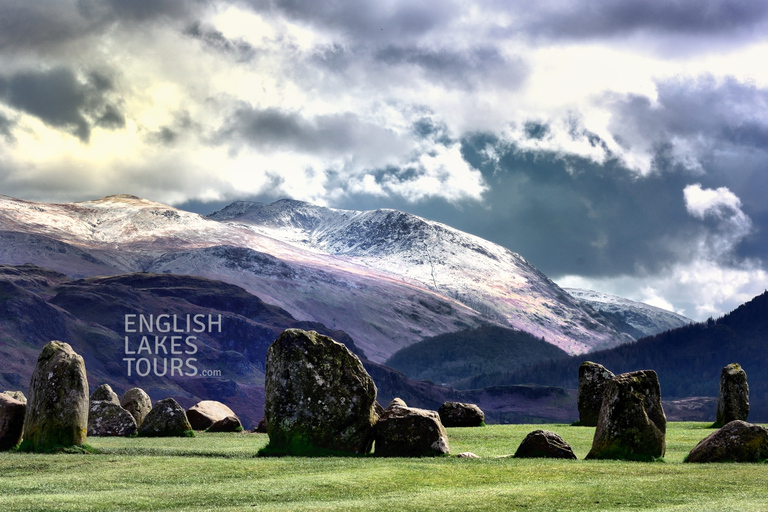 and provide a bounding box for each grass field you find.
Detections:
[2,422,767,511]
